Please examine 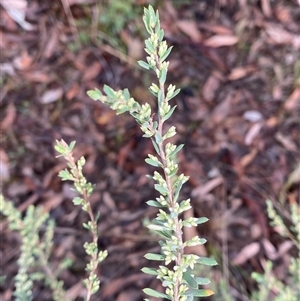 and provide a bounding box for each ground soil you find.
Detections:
[1,0,299,300]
